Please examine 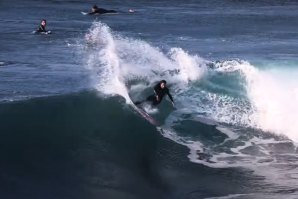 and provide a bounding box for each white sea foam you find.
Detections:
[246,68,298,142]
